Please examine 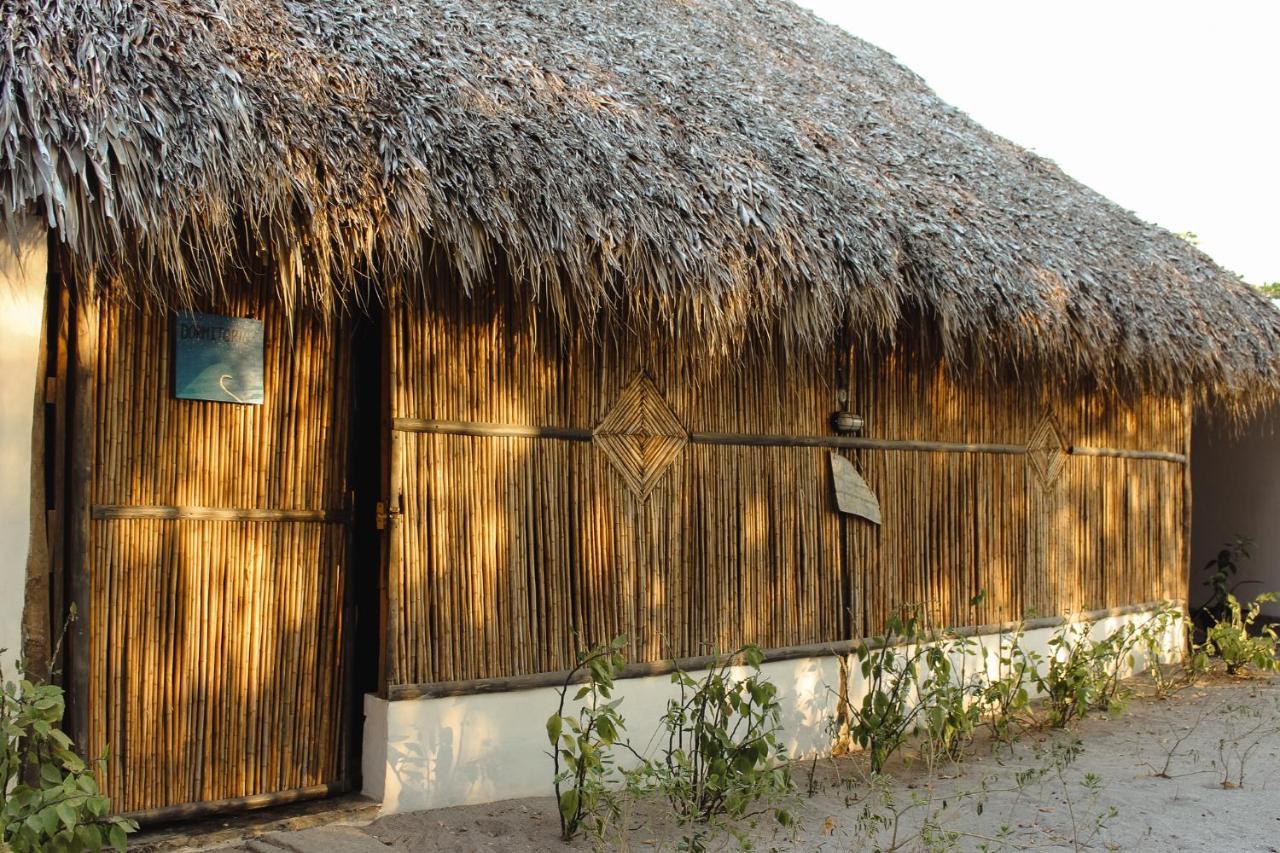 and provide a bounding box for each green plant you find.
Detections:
[977,626,1040,742]
[1216,695,1280,788]
[1203,594,1279,675]
[1040,625,1104,727]
[1039,618,1148,727]
[1145,700,1214,779]
[844,606,933,773]
[1048,741,1118,853]
[1,650,136,852]
[1104,607,1184,700]
[841,733,1121,853]
[644,645,794,846]
[547,634,630,841]
[844,607,986,772]
[1138,606,1190,697]
[849,770,967,853]
[1200,536,1255,624]
[916,638,982,763]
